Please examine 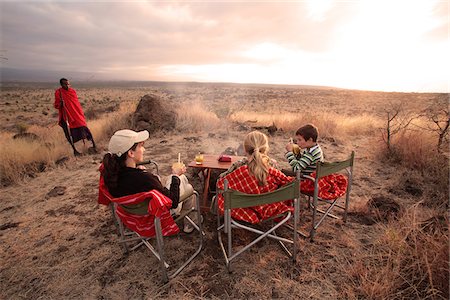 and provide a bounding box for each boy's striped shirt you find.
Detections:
[285,144,324,175]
